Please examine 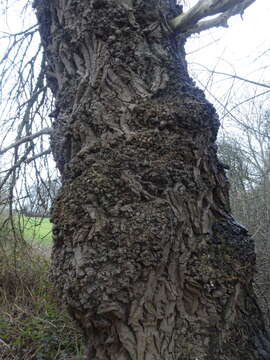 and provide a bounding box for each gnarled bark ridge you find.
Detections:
[34,0,270,359]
